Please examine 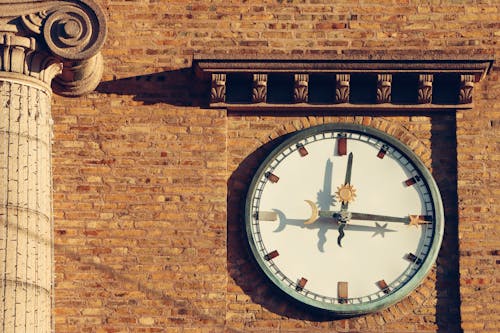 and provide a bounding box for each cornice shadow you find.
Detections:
[96,68,208,106]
